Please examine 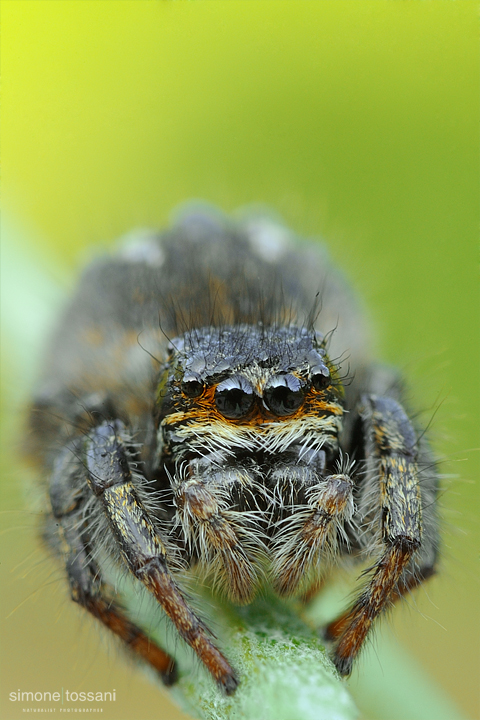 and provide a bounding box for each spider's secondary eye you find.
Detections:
[311,363,331,391]
[263,374,304,416]
[181,373,204,398]
[215,376,254,419]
